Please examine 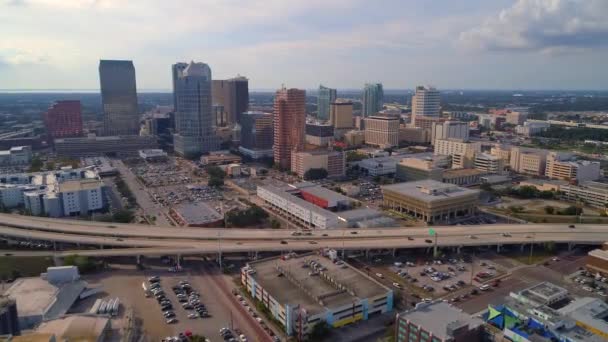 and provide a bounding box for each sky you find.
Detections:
[1,0,608,91]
